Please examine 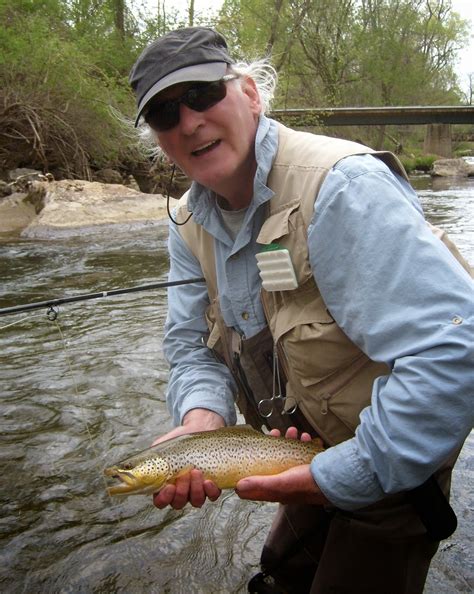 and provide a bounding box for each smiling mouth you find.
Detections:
[191,140,220,157]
